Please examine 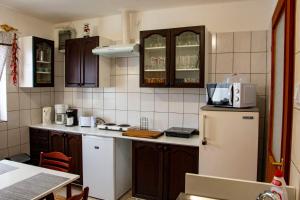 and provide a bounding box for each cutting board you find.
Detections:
[122,129,163,139]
